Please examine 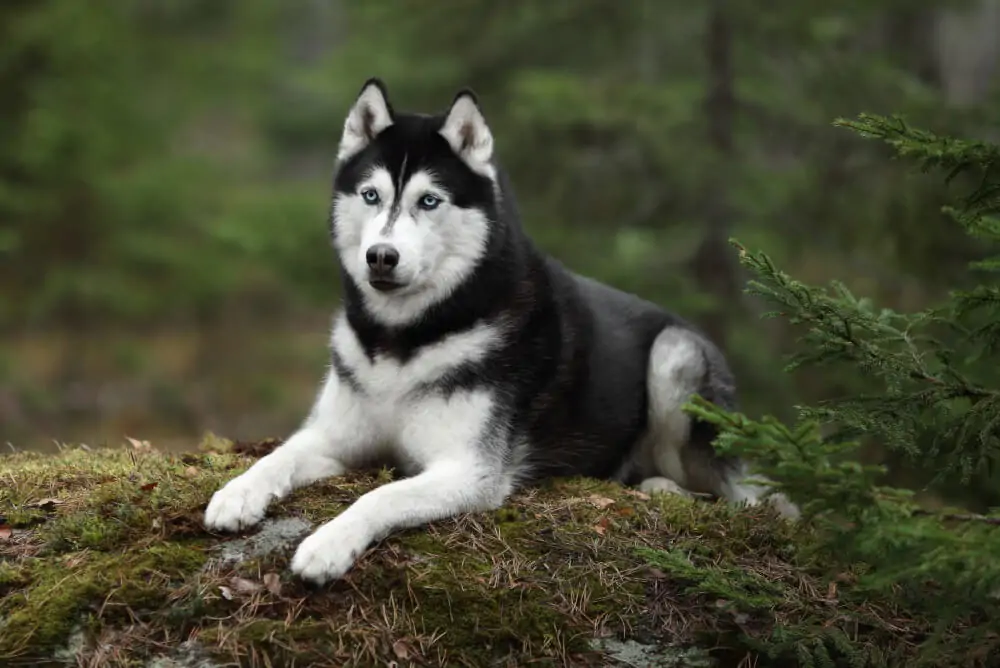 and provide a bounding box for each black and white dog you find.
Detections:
[204,79,793,585]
